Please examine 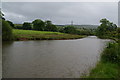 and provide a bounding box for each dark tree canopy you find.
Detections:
[45,20,58,32]
[117,28,120,39]
[32,19,58,32]
[32,19,45,31]
[96,18,117,36]
[1,11,13,41]
[7,20,15,28]
[23,22,32,30]
[63,26,76,34]
[2,20,13,41]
